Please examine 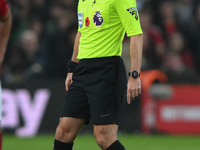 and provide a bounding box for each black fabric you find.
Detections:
[106,140,126,150]
[67,60,78,73]
[61,56,127,125]
[53,139,73,150]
